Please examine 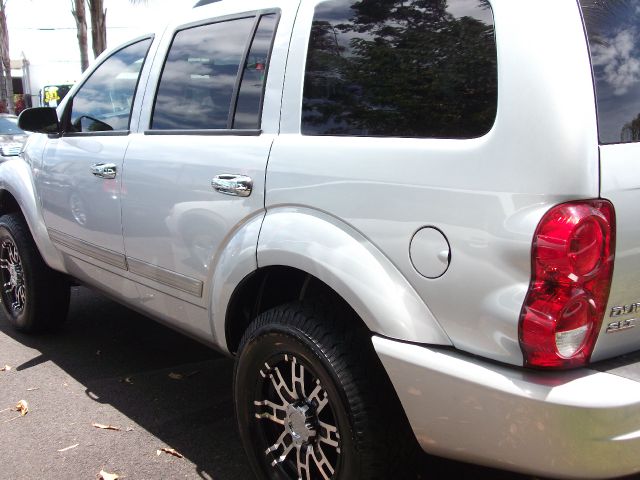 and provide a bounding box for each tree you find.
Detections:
[0,0,14,113]
[72,0,149,74]
[72,0,89,72]
[87,0,106,58]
